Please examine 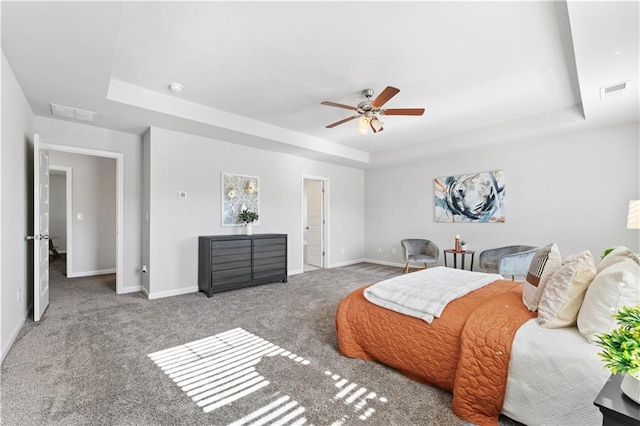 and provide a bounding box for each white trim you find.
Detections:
[1,313,27,363]
[48,166,73,278]
[141,286,150,299]
[40,143,124,294]
[67,268,116,278]
[119,285,142,295]
[362,258,407,268]
[327,258,367,268]
[288,268,304,276]
[146,286,198,300]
